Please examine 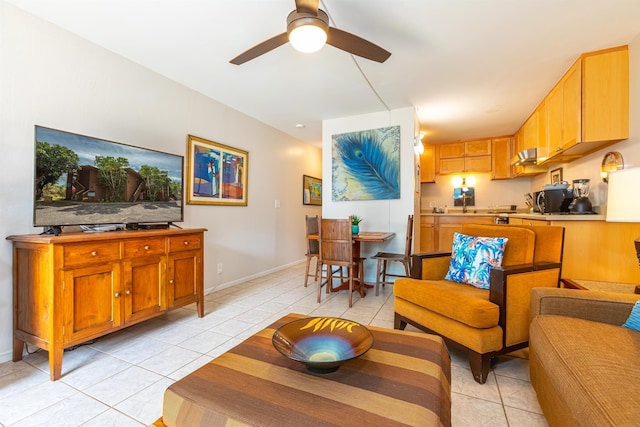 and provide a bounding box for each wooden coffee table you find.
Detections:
[155,313,451,427]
